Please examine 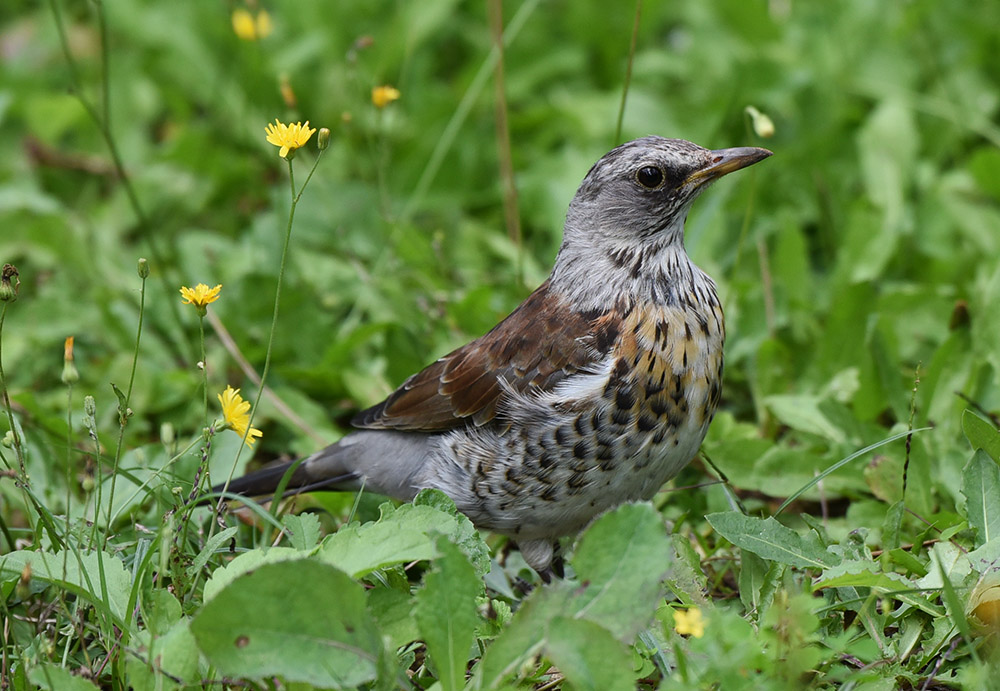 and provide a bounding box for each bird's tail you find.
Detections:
[203,429,429,506]
[206,447,358,506]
